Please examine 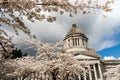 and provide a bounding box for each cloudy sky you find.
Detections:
[6,0,120,60]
